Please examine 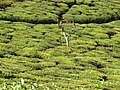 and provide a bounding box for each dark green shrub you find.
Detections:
[0,71,16,79]
[0,50,6,58]
[0,0,13,9]
[63,1,120,24]
[74,14,90,23]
